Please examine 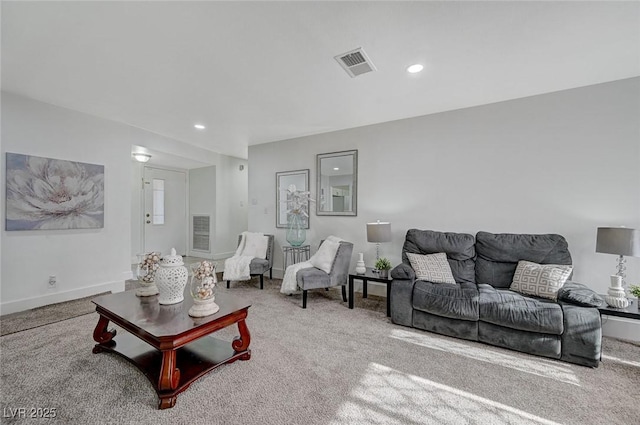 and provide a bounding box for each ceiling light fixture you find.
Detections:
[194,124,206,130]
[333,167,340,171]
[407,64,424,74]
[132,153,151,163]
